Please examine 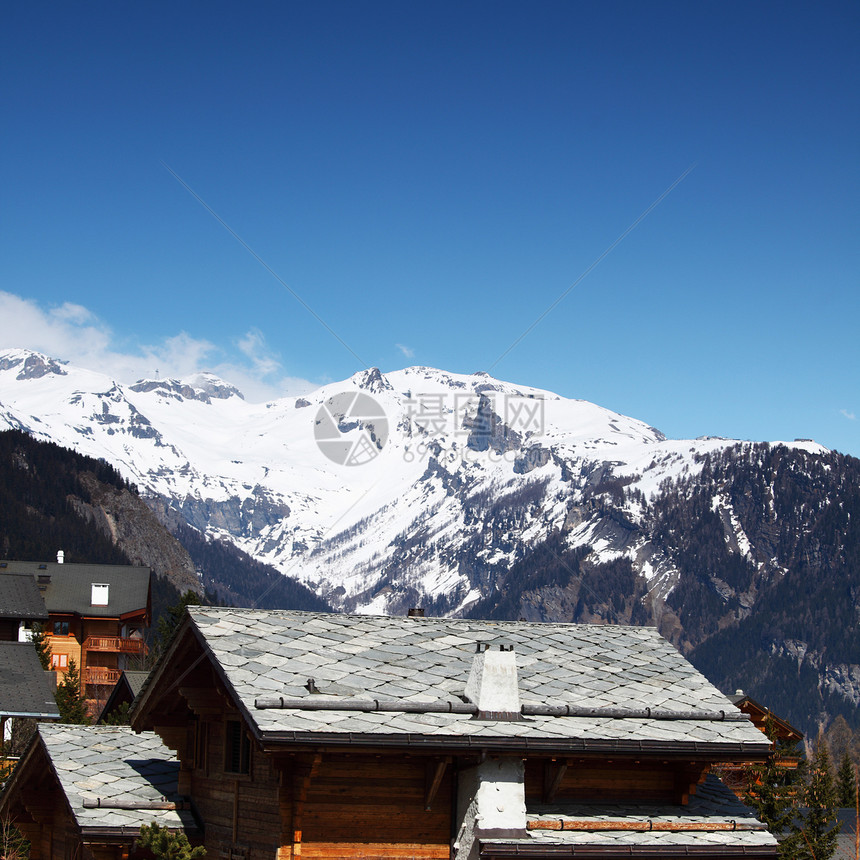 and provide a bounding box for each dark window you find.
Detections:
[195,720,209,774]
[225,720,250,775]
[53,620,69,636]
